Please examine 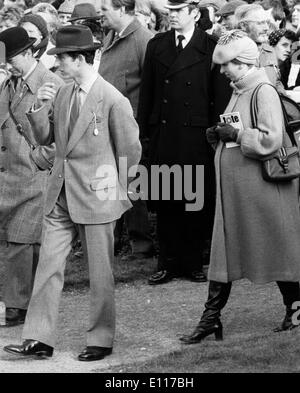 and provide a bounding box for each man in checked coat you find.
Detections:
[0,27,63,326]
